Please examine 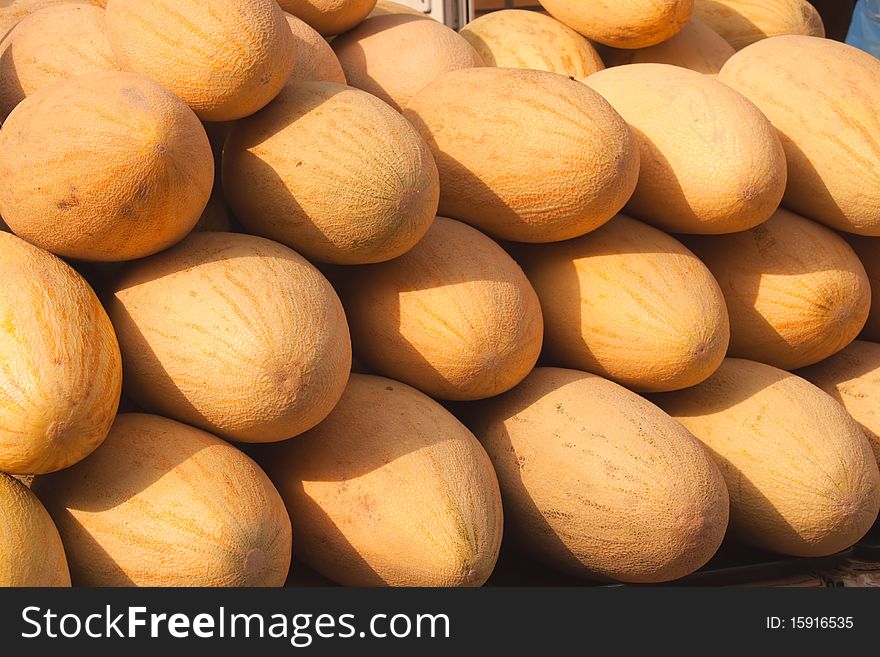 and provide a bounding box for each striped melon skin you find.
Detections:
[258,374,503,587]
[582,63,786,234]
[683,209,870,370]
[460,10,604,78]
[654,358,880,557]
[107,232,352,444]
[467,368,729,583]
[368,0,425,19]
[0,233,121,475]
[538,0,694,48]
[332,14,484,113]
[285,13,345,85]
[223,82,438,265]
[694,0,824,50]
[0,473,70,586]
[719,36,880,236]
[404,67,639,243]
[105,0,295,121]
[32,414,292,587]
[844,235,880,341]
[0,0,88,37]
[514,215,729,392]
[334,217,543,401]
[0,71,213,262]
[278,0,376,36]
[0,4,117,120]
